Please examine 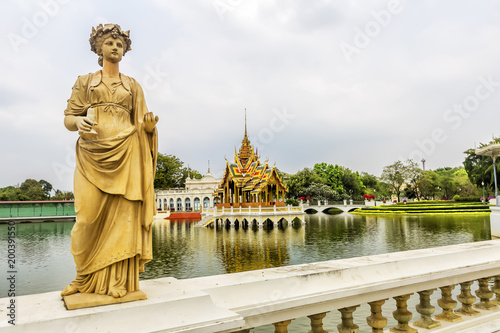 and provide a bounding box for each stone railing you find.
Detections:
[3,240,500,332]
[199,204,305,227]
